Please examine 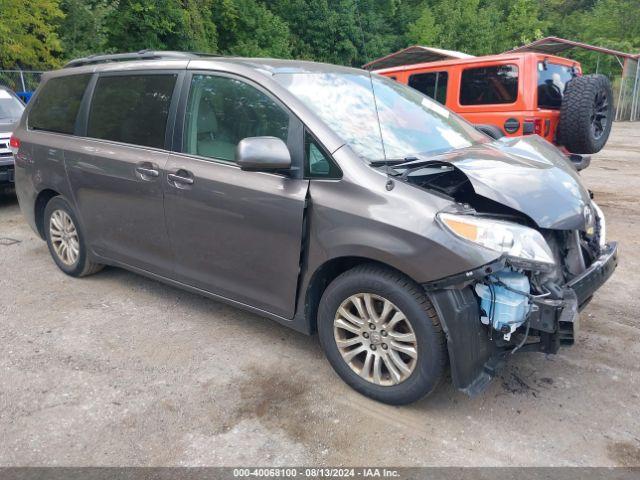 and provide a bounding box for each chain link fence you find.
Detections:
[0,70,44,102]
[615,58,640,121]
